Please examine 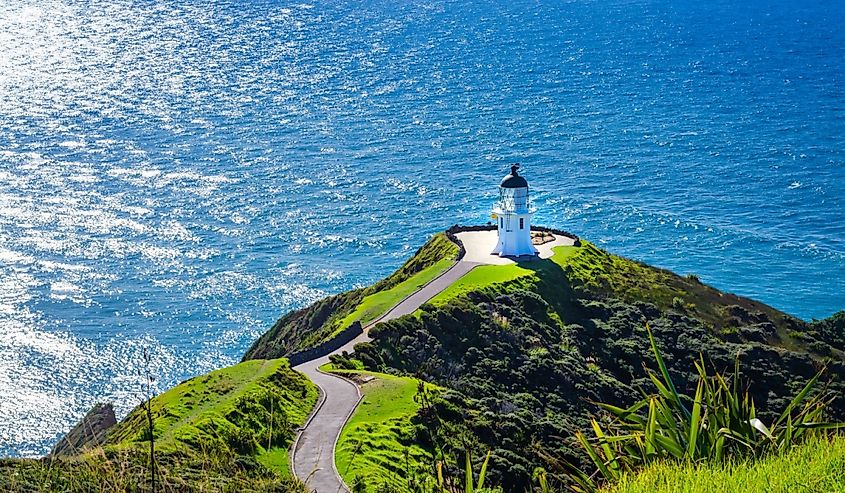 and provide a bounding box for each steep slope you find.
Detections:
[106,358,318,474]
[244,232,459,360]
[0,359,318,492]
[49,403,117,457]
[344,239,845,490]
[29,230,836,492]
[327,367,437,492]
